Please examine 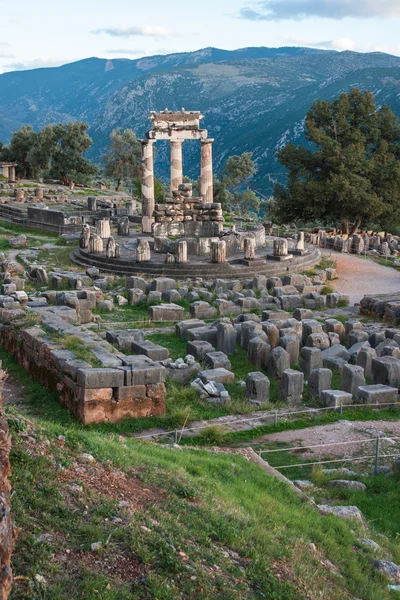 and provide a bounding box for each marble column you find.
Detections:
[170,140,183,193]
[200,138,214,202]
[211,240,226,263]
[141,140,155,233]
